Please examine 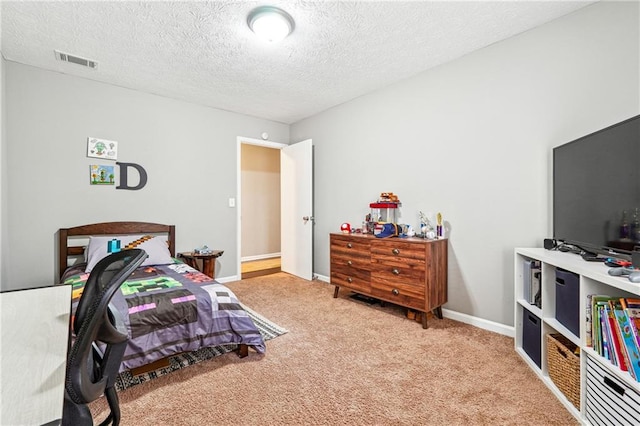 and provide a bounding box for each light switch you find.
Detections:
[228,198,236,208]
